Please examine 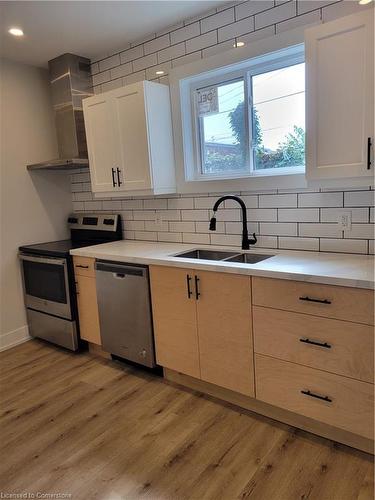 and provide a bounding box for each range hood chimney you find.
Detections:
[27,53,93,170]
